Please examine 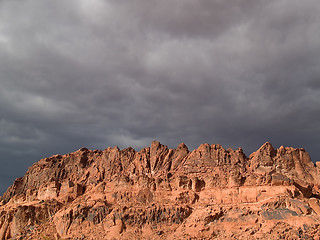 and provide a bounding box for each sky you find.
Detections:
[0,0,320,194]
